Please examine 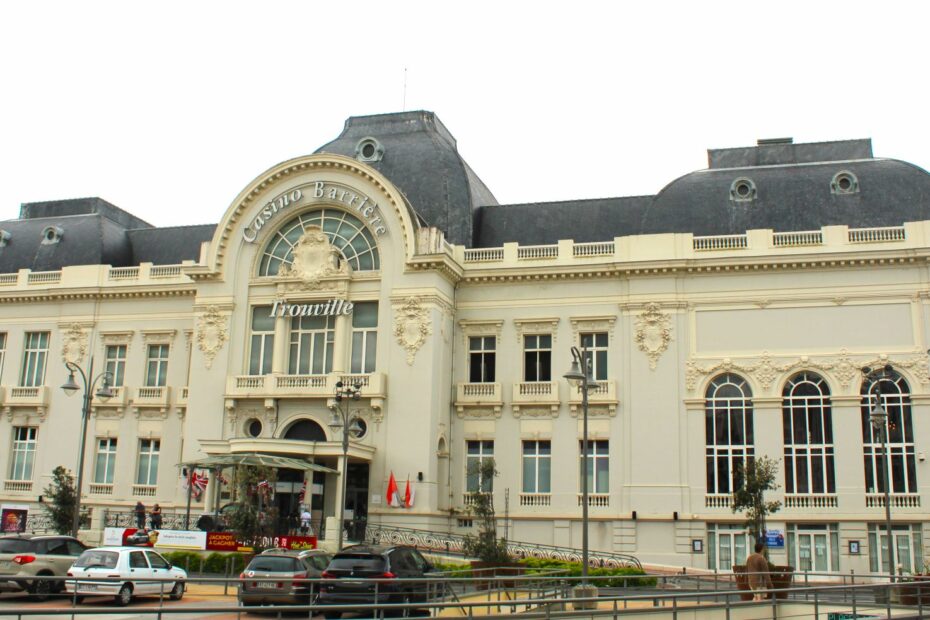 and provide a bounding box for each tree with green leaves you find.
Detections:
[731,455,782,544]
[462,458,510,565]
[43,466,82,534]
[228,465,278,552]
